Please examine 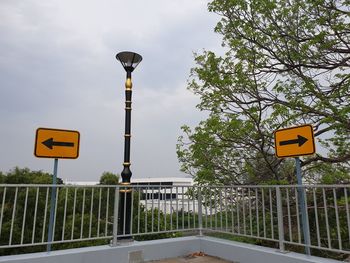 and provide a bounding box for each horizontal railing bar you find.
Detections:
[0,184,348,188]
